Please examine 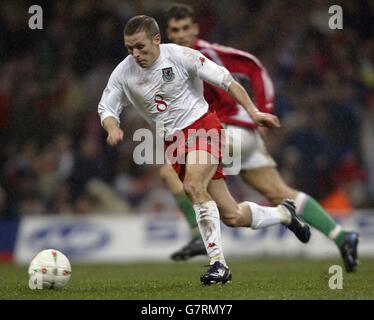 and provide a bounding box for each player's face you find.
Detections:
[124,31,161,68]
[167,17,199,48]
